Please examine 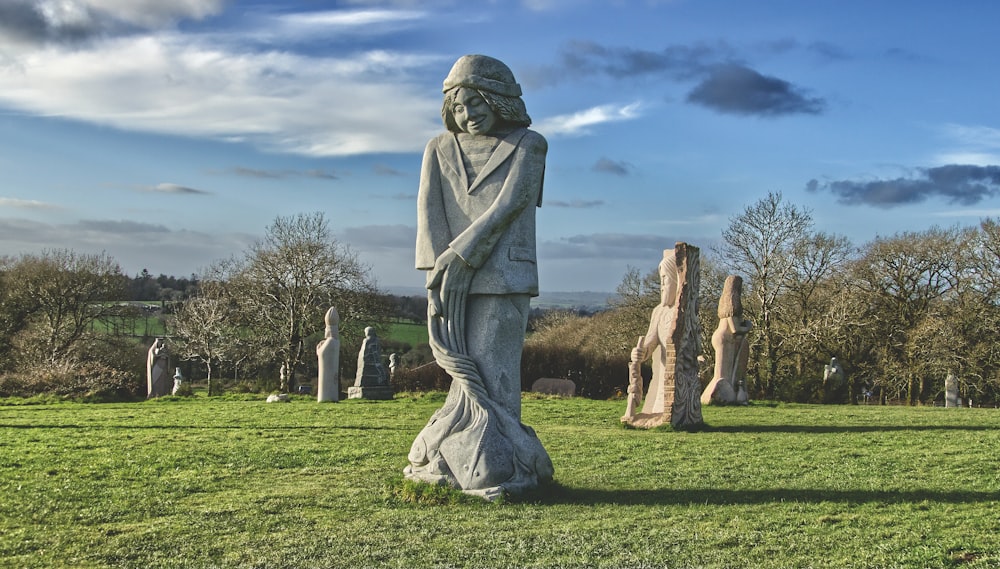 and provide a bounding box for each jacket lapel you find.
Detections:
[468,128,527,195]
[438,133,468,192]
